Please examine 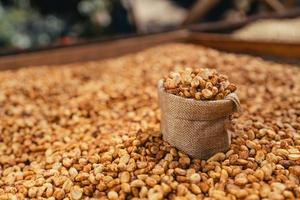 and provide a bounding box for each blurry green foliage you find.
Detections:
[0,0,111,49]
